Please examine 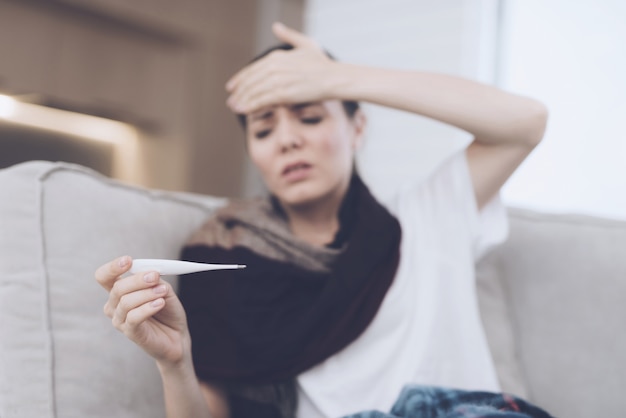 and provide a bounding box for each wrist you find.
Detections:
[156,334,194,375]
[156,353,195,378]
[324,61,358,101]
[325,62,388,104]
